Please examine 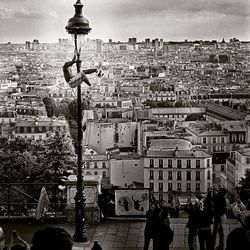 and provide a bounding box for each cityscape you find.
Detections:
[0,0,250,250]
